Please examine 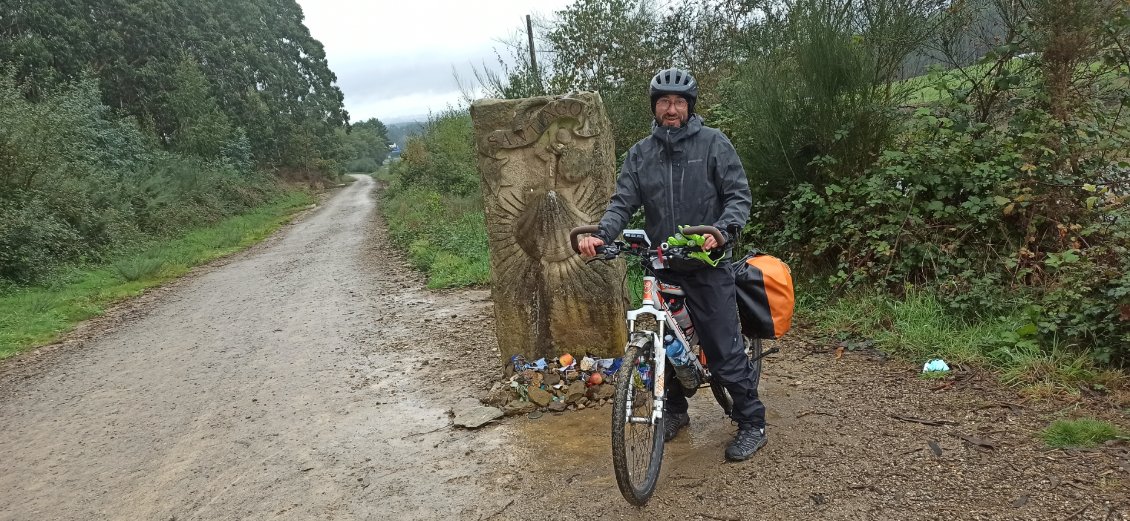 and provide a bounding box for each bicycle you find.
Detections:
[569,224,778,506]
